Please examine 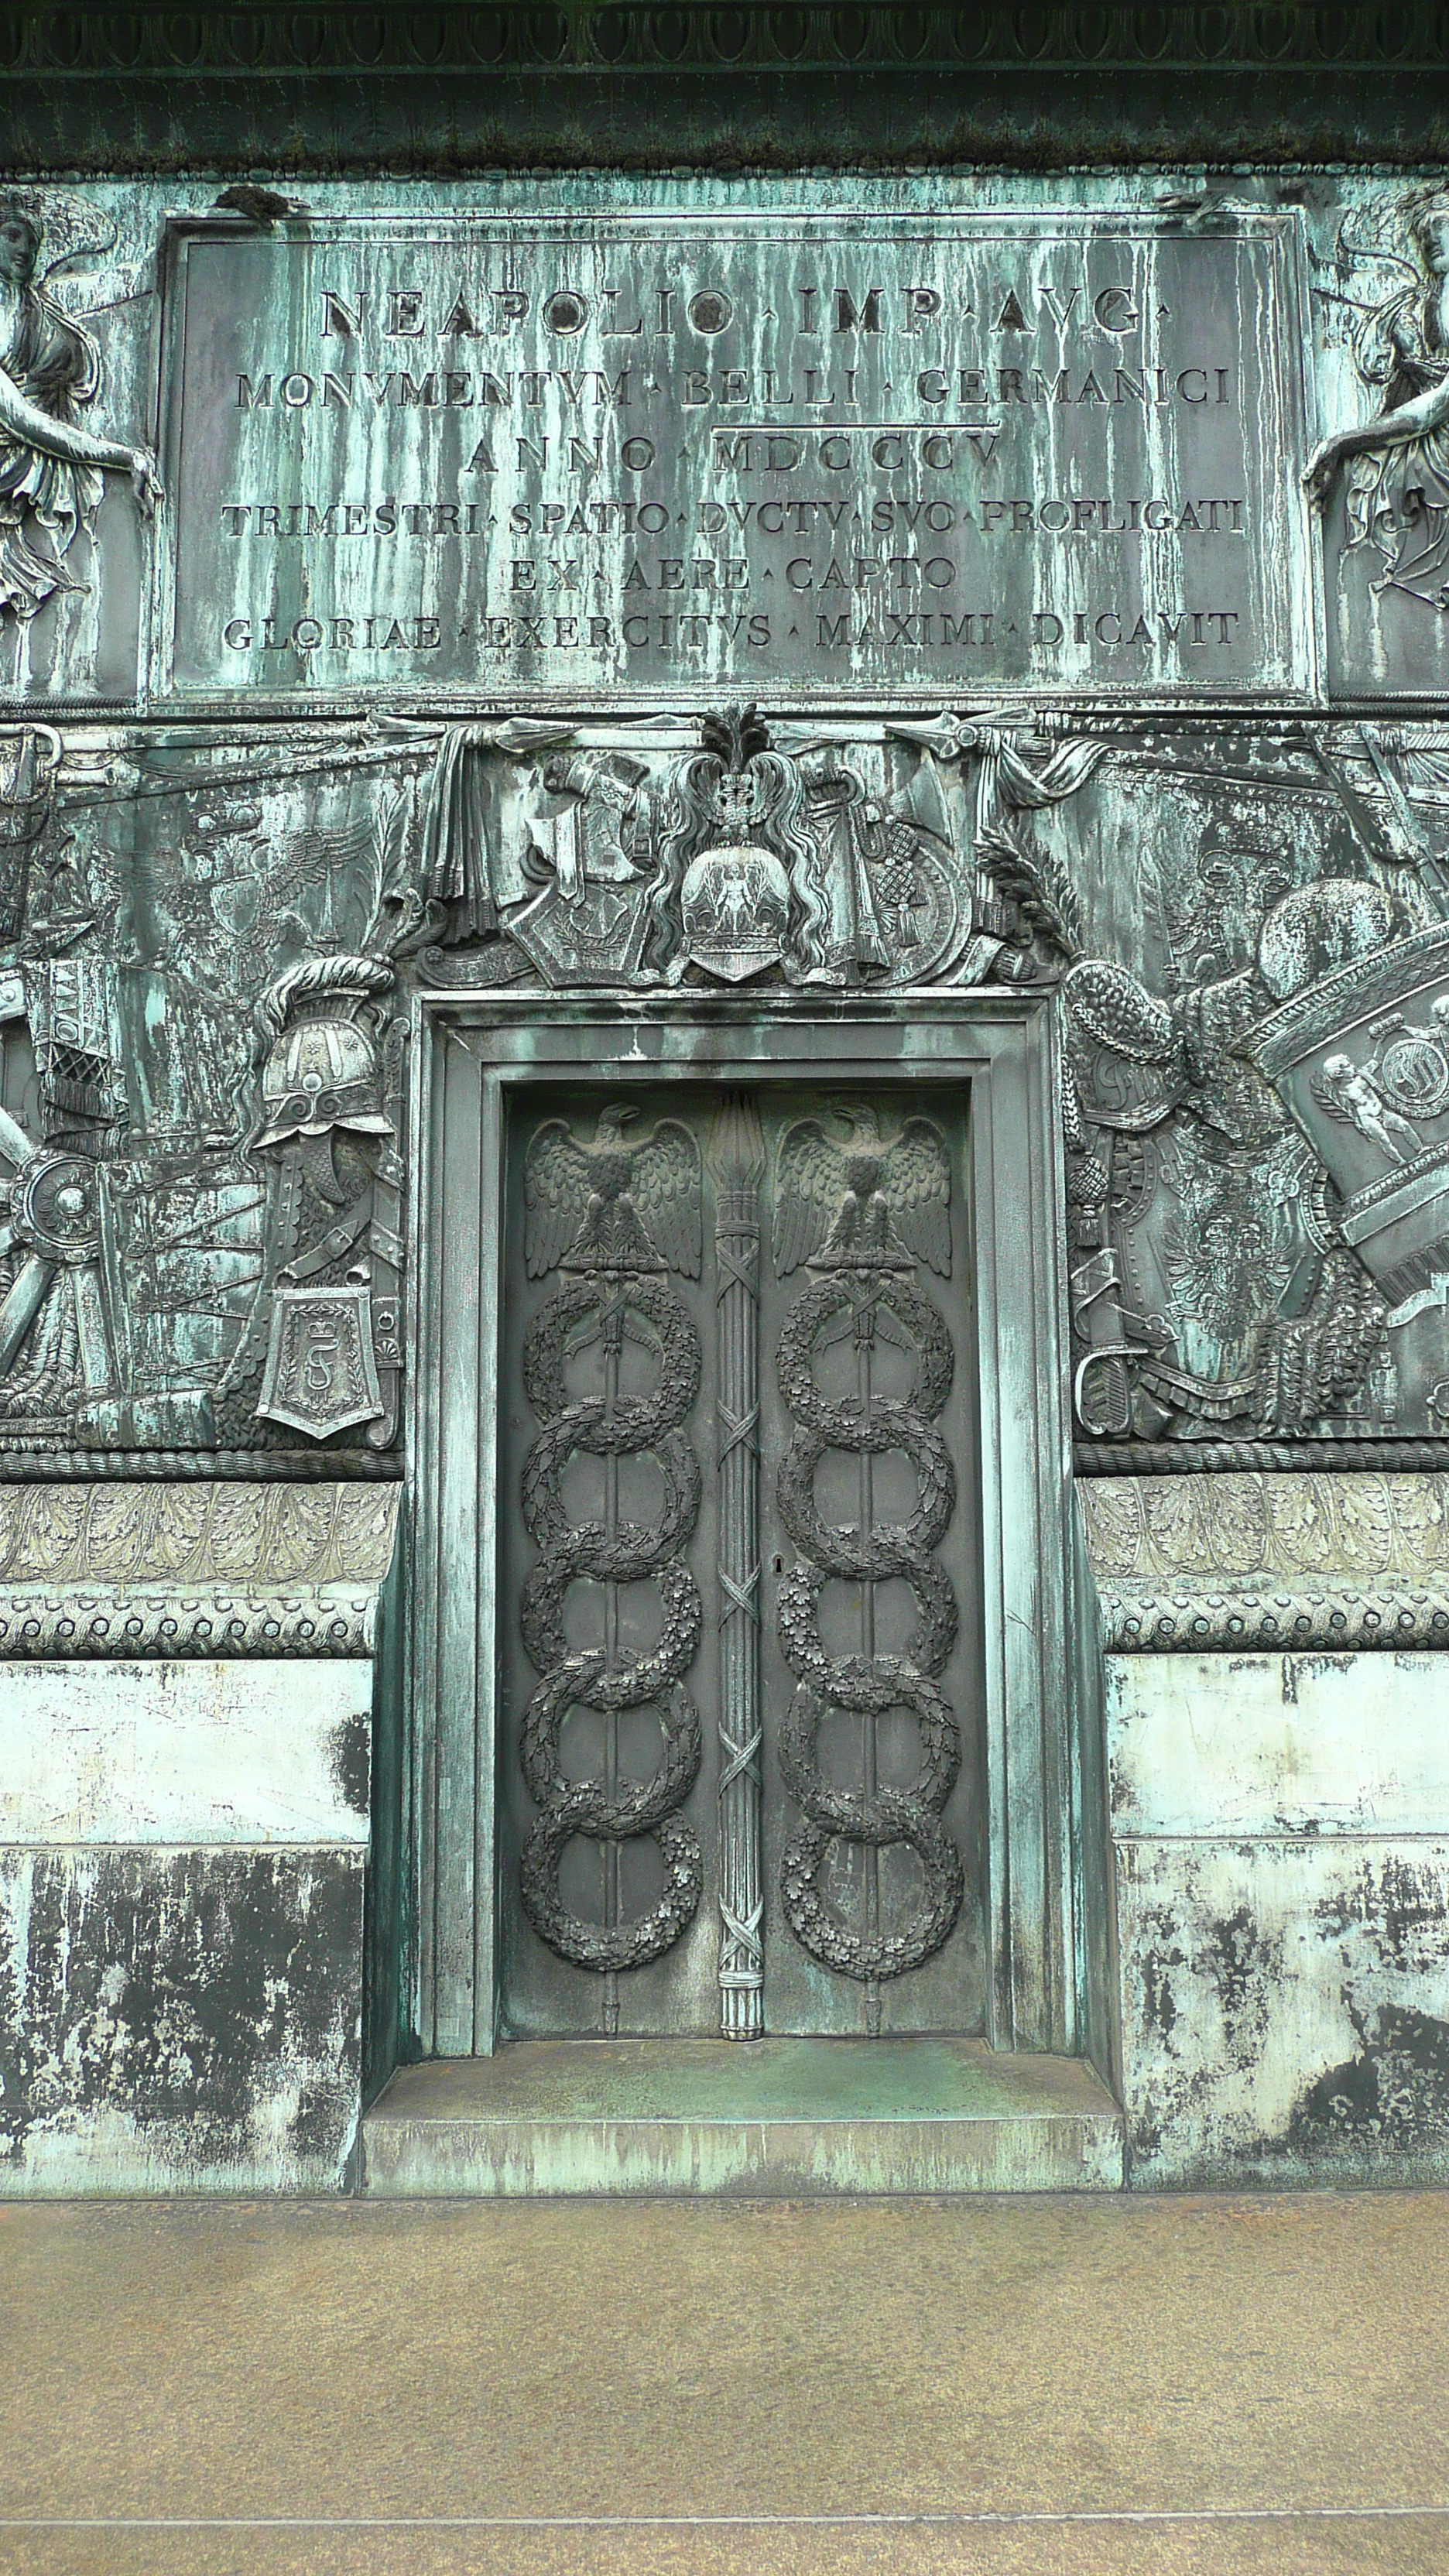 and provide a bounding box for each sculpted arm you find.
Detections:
[1303,368,1449,506]
[0,356,160,511]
